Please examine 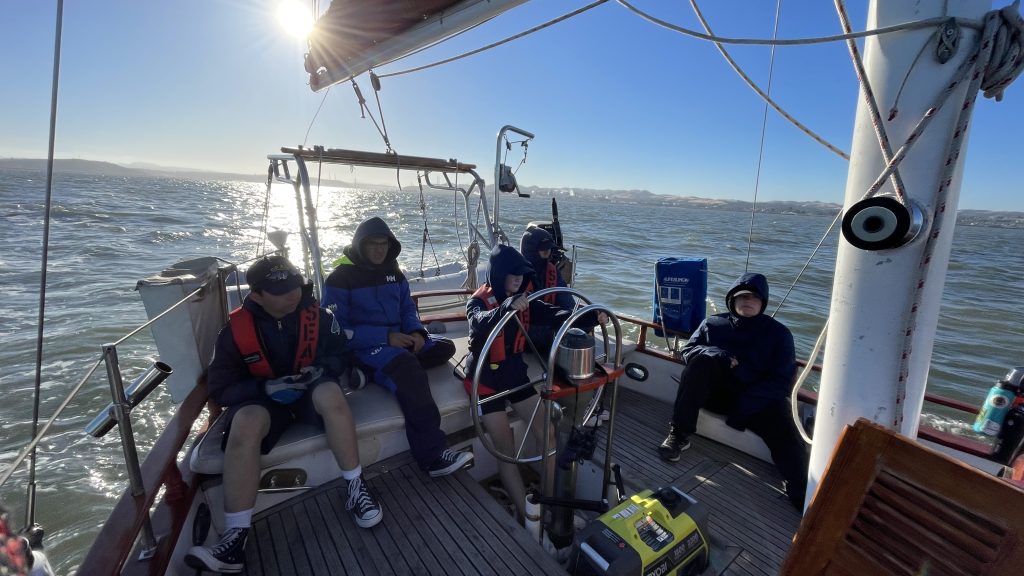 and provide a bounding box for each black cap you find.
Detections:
[246,256,304,295]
